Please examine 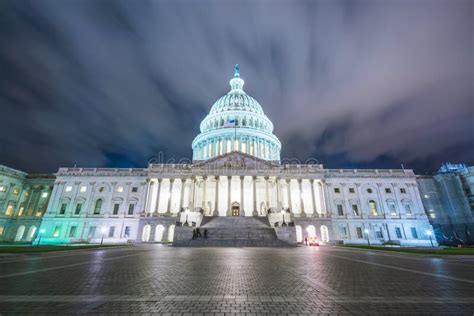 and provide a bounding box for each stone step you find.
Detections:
[200,216,270,228]
[174,238,294,247]
[199,227,277,240]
